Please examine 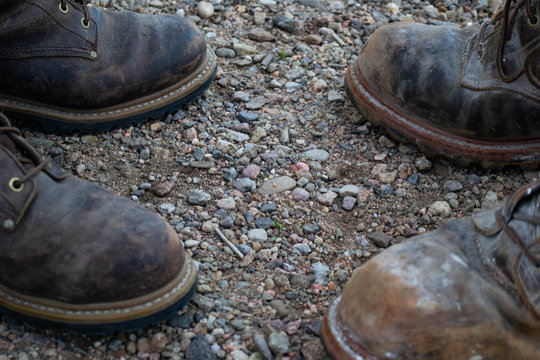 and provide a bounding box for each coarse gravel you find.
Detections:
[1,0,536,359]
